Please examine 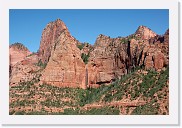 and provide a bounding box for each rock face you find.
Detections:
[9,43,33,85]
[38,19,69,64]
[86,28,169,87]
[87,35,127,87]
[10,54,40,85]
[9,43,31,66]
[9,19,169,89]
[39,20,86,89]
[135,25,157,40]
